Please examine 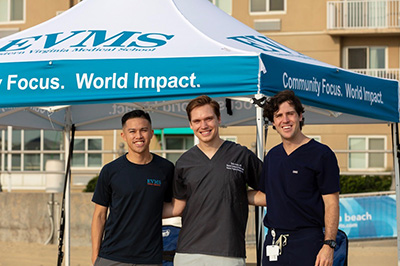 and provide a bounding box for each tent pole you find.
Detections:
[391,123,400,266]
[7,126,12,192]
[59,107,74,266]
[254,93,265,266]
[65,126,71,266]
